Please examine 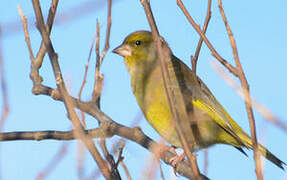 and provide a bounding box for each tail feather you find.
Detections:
[235,147,248,157]
[238,133,285,170]
[258,144,286,170]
